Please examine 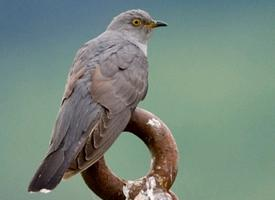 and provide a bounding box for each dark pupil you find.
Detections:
[134,20,139,24]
